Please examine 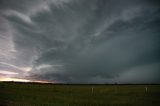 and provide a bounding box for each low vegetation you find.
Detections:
[0,82,160,106]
